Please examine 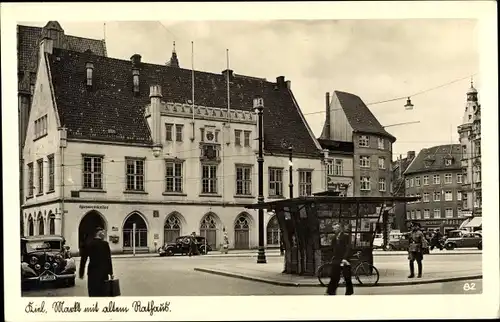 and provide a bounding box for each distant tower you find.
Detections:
[166,41,179,68]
